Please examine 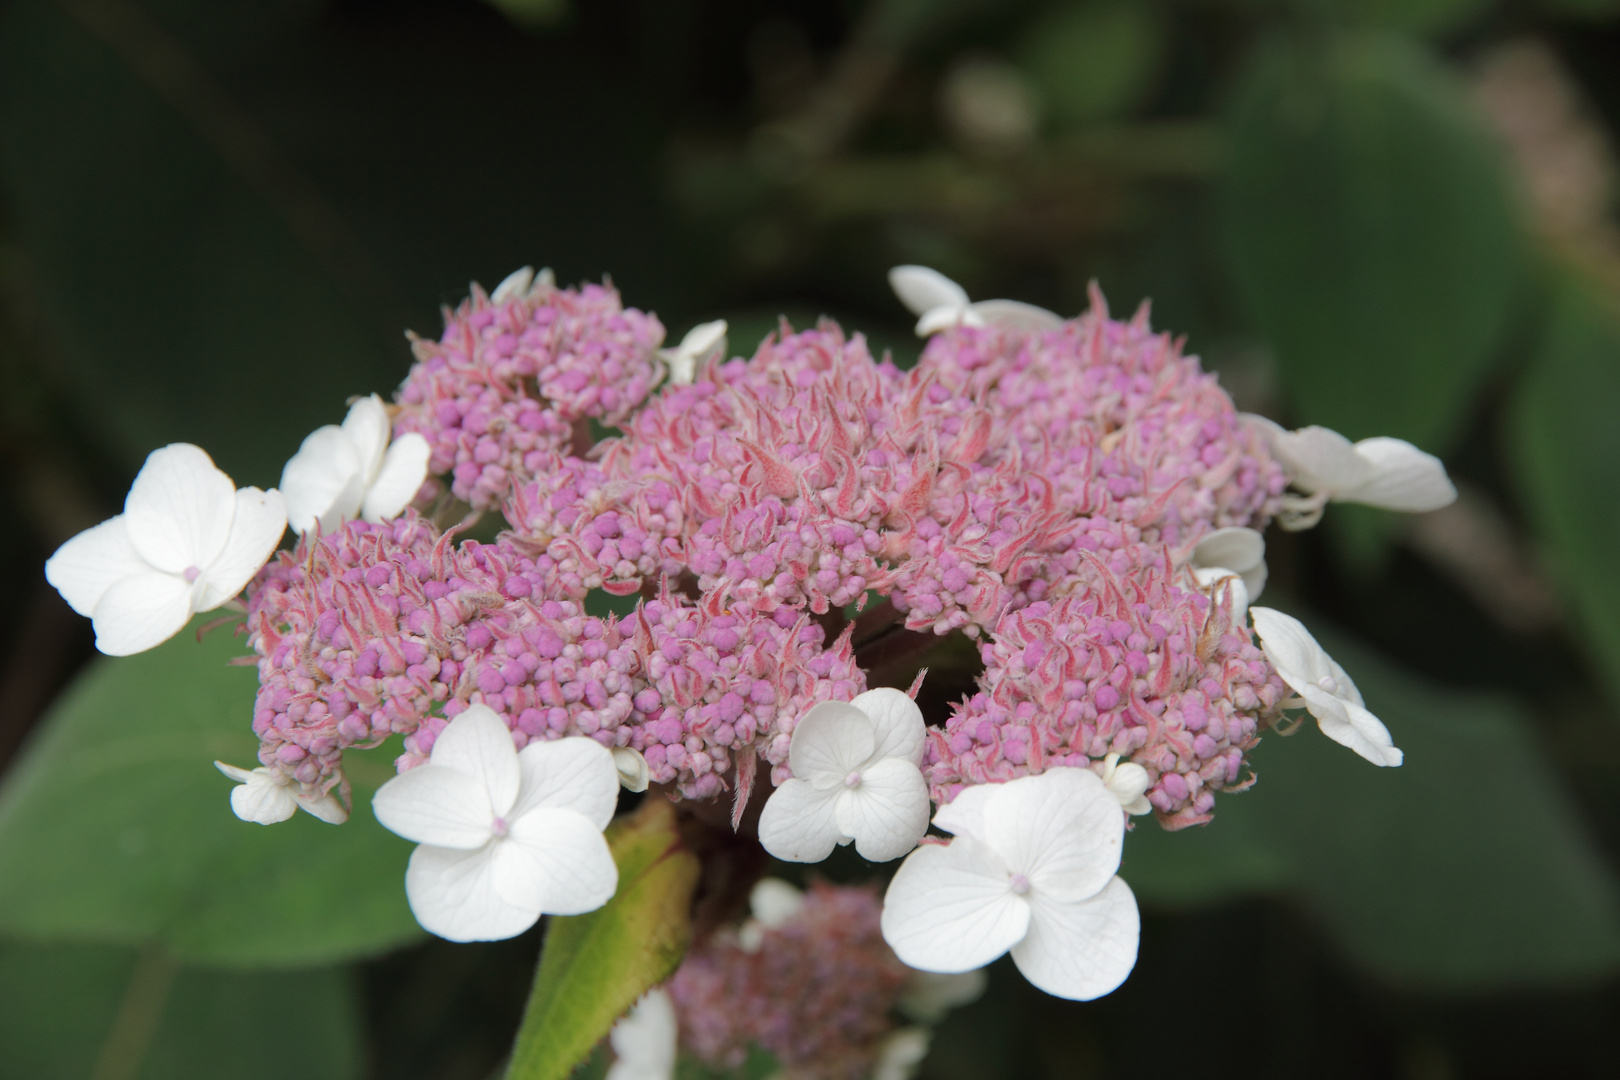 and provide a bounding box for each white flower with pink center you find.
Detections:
[280,393,430,535]
[45,443,287,656]
[888,264,1063,336]
[758,688,932,864]
[1250,607,1403,767]
[372,704,620,942]
[881,768,1140,1001]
